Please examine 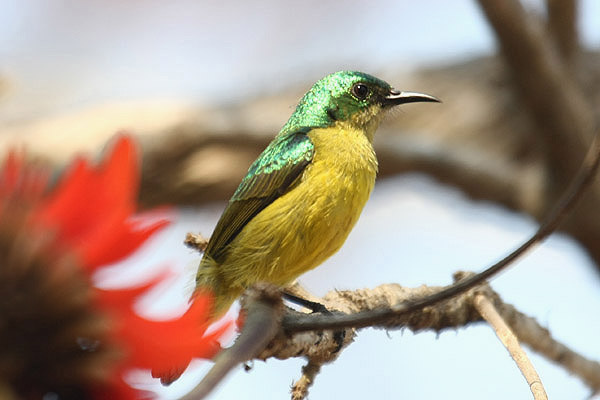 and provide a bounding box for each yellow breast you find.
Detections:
[214,123,378,301]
